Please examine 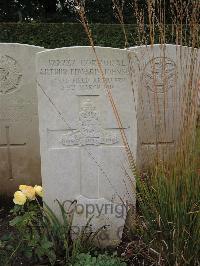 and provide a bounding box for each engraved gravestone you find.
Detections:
[0,43,44,194]
[36,47,137,246]
[129,44,200,168]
